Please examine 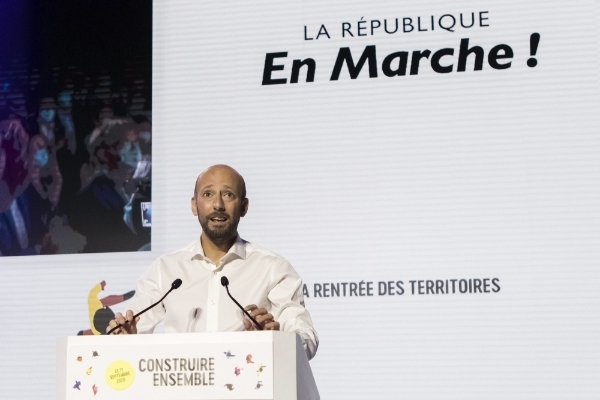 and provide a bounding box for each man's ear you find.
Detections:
[240,198,249,217]
[191,196,198,216]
